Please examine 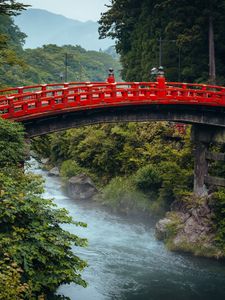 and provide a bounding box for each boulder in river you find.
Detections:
[48,166,60,176]
[67,174,98,200]
[41,157,50,165]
